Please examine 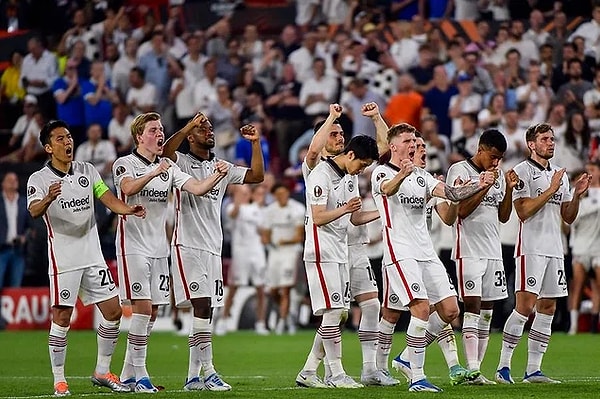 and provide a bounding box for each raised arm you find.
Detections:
[305,104,343,170]
[240,124,265,184]
[362,102,390,156]
[162,112,206,161]
[433,171,495,202]
[498,169,518,223]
